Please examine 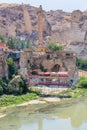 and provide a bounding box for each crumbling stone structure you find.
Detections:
[19,5,78,85]
[22,4,32,34]
[71,10,83,22]
[20,49,78,84]
[0,49,8,77]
